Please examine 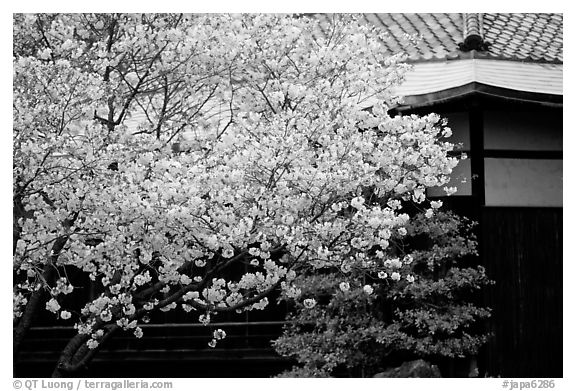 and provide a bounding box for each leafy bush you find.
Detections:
[273,210,492,377]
